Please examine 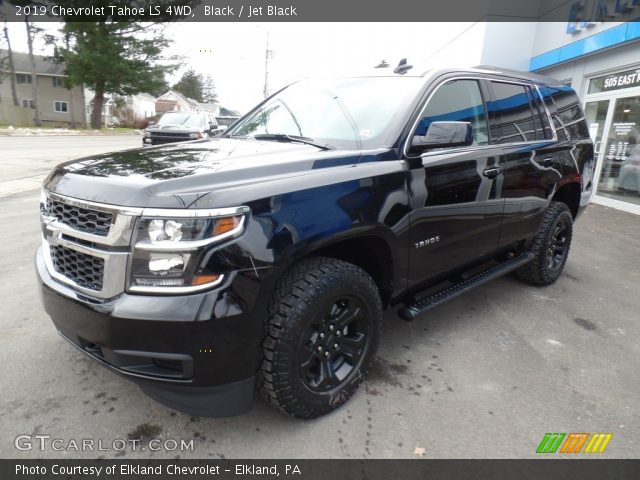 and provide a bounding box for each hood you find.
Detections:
[44,138,363,208]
